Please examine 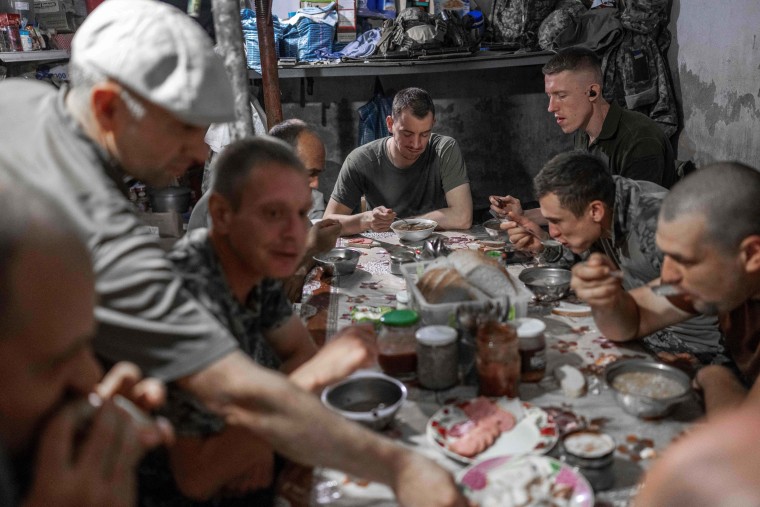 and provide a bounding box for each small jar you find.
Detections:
[396,290,410,310]
[561,429,616,492]
[514,318,547,383]
[416,325,459,390]
[475,320,520,397]
[378,309,420,380]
